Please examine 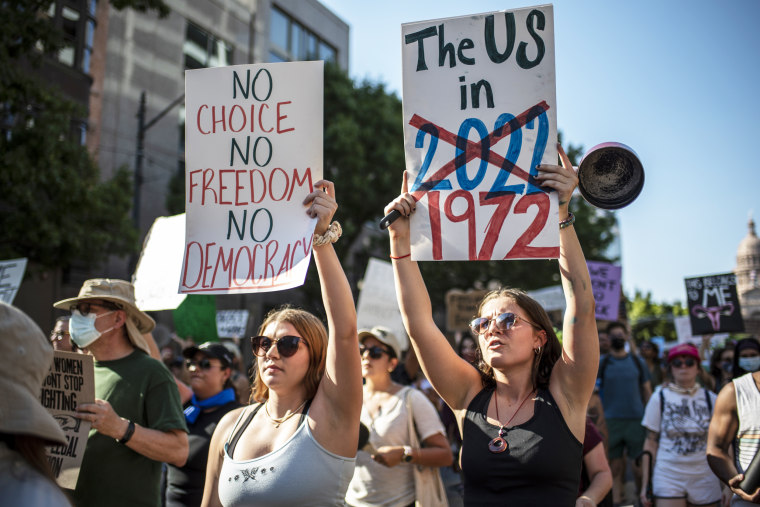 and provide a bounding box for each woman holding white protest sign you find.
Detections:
[384,143,598,504]
[201,180,362,507]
